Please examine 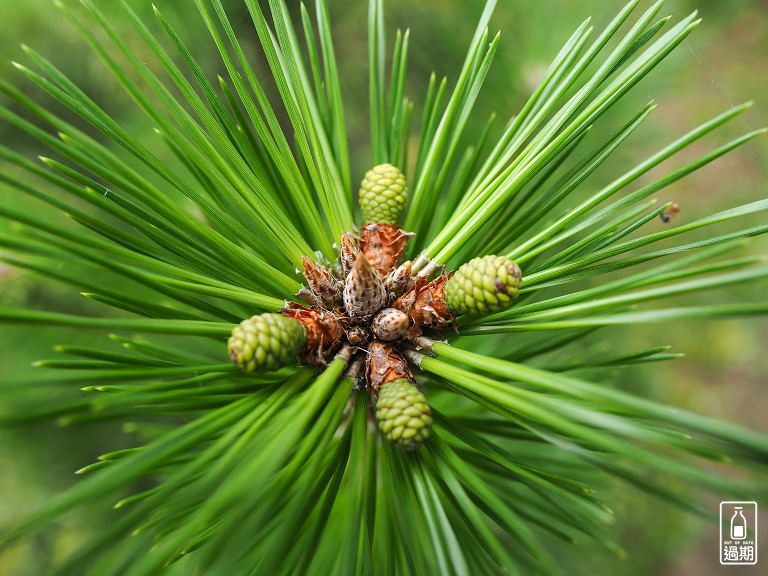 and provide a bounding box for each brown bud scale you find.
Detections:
[347,325,371,347]
[359,223,413,277]
[281,302,345,366]
[366,340,413,392]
